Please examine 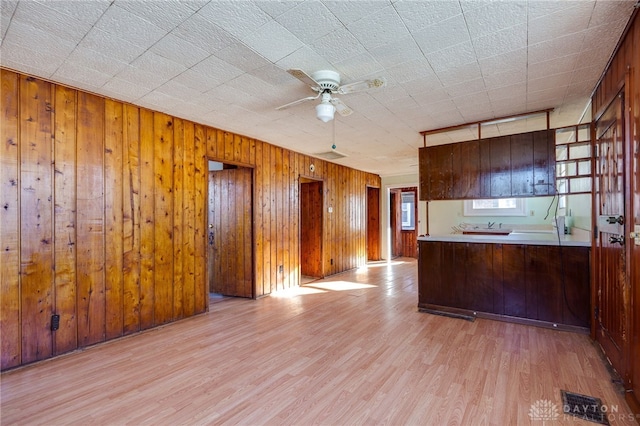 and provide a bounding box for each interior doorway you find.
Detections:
[300,178,323,280]
[388,186,418,259]
[367,187,381,261]
[207,161,253,299]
